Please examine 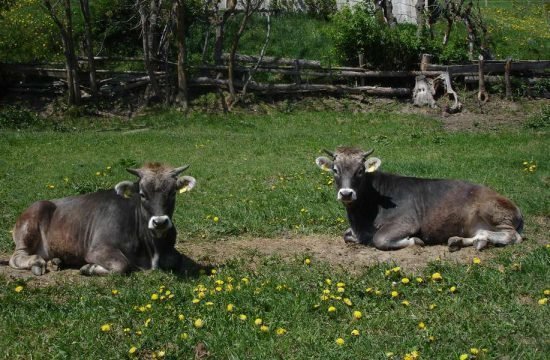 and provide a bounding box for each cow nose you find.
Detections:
[148,215,172,231]
[338,188,356,202]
